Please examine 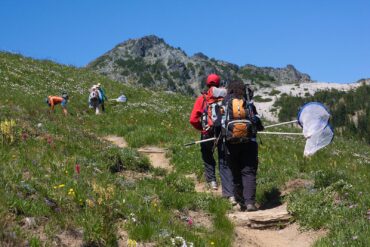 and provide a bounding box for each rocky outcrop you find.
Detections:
[241,64,311,85]
[87,35,312,95]
[356,78,370,85]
